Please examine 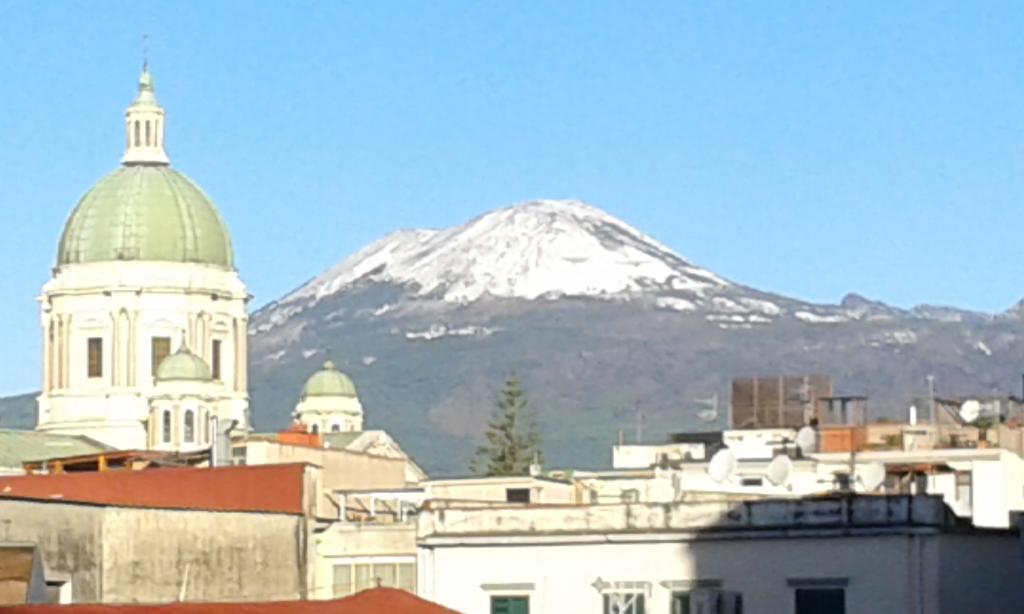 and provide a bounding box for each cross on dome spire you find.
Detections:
[121,60,170,166]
